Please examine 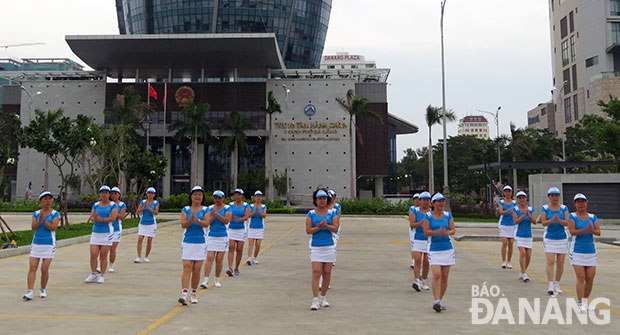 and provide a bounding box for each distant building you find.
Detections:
[457,115,489,139]
[320,52,377,70]
[527,101,556,135]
